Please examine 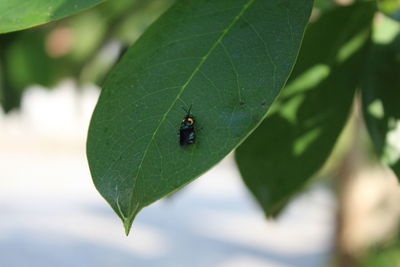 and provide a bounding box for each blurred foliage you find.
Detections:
[378,0,400,21]
[314,0,337,11]
[235,2,376,216]
[362,15,400,179]
[0,0,174,112]
[361,231,400,267]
